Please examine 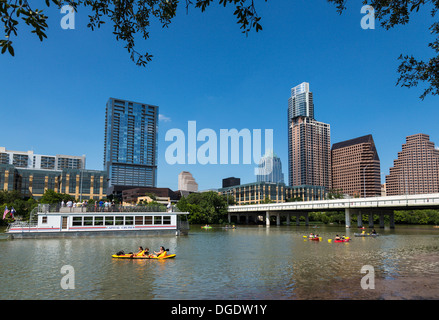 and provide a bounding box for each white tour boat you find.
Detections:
[5,204,189,239]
